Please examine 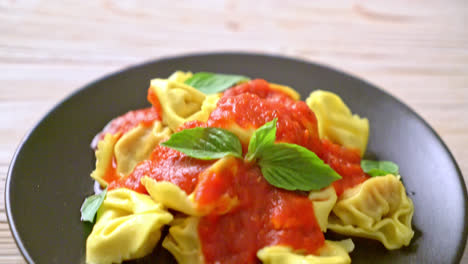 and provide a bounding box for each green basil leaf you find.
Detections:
[245,118,277,162]
[185,72,249,94]
[258,143,341,191]
[160,127,243,160]
[80,187,107,223]
[361,160,399,177]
